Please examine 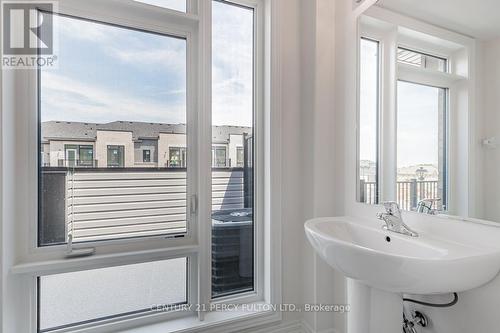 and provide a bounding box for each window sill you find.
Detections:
[116,303,282,333]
